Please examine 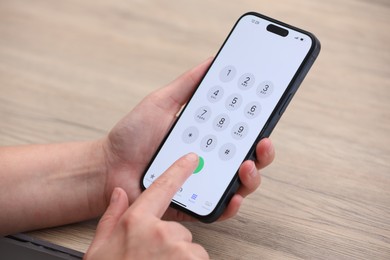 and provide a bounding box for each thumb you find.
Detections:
[85,187,129,258]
